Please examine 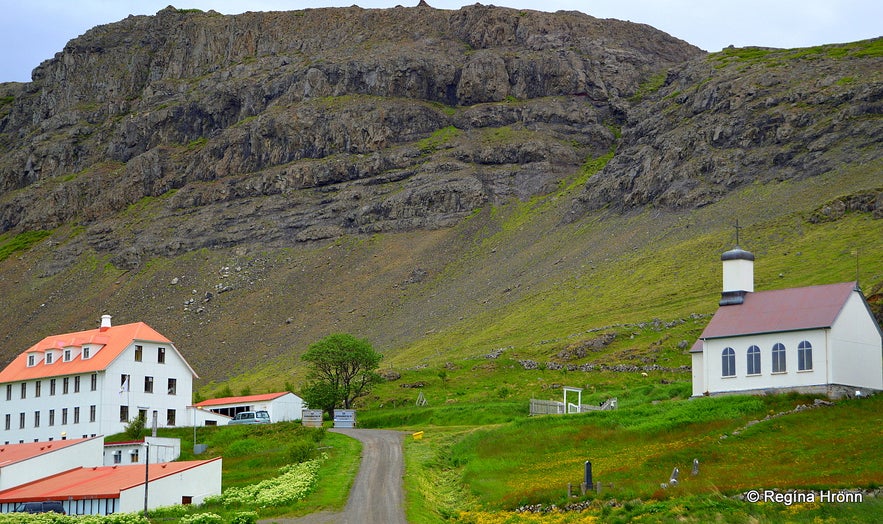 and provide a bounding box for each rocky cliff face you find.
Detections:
[0,4,700,273]
[0,5,881,385]
[570,42,883,213]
